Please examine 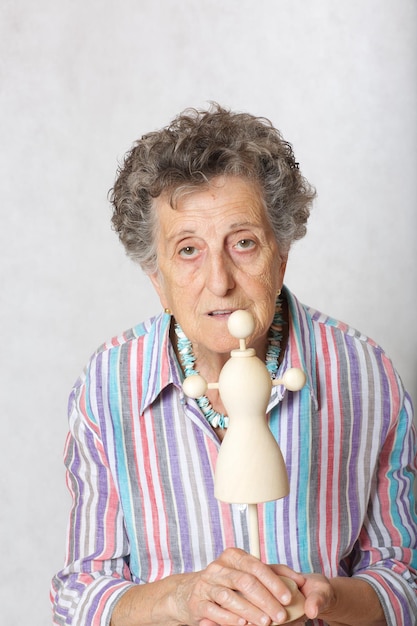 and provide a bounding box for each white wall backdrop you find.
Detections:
[1,1,415,623]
